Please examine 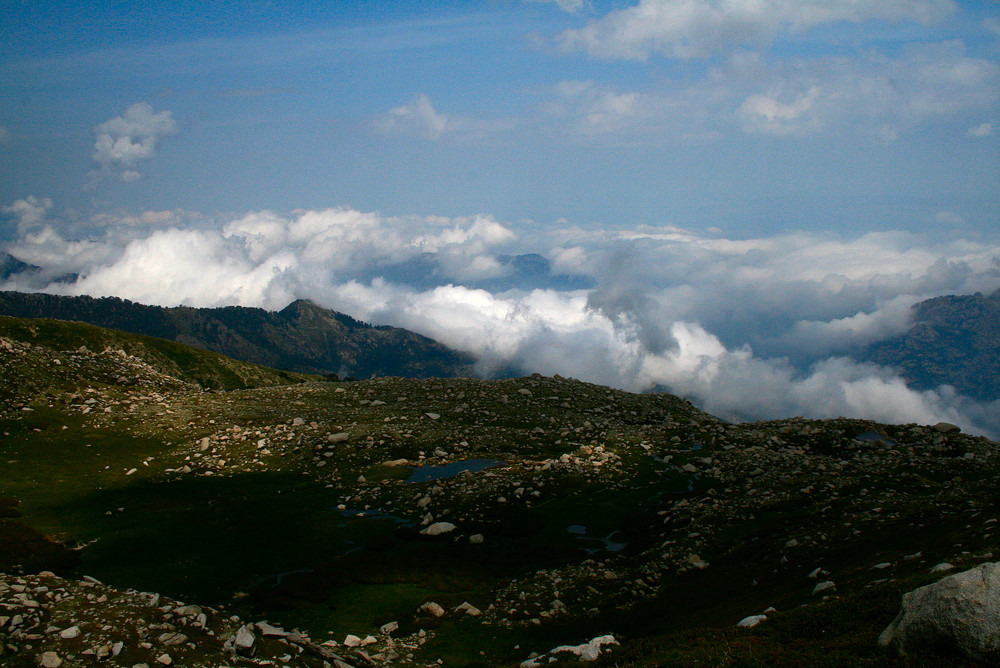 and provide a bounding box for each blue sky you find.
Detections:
[2,0,998,234]
[2,0,1000,434]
